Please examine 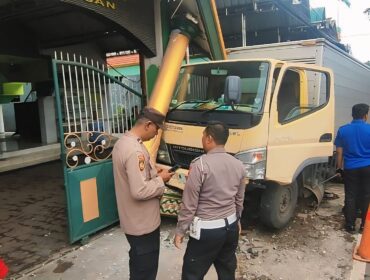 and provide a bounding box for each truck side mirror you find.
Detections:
[224,76,241,105]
